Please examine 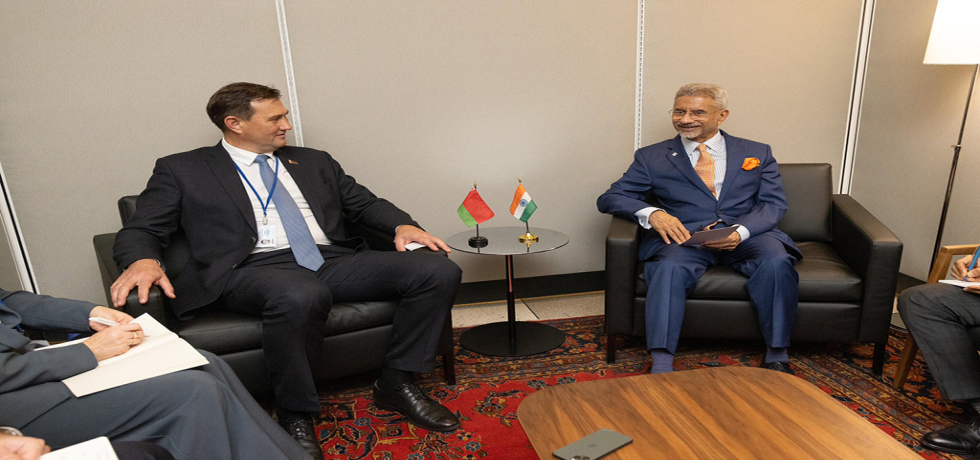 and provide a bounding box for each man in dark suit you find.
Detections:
[111,82,462,458]
[899,255,980,456]
[597,83,800,375]
[0,288,309,459]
